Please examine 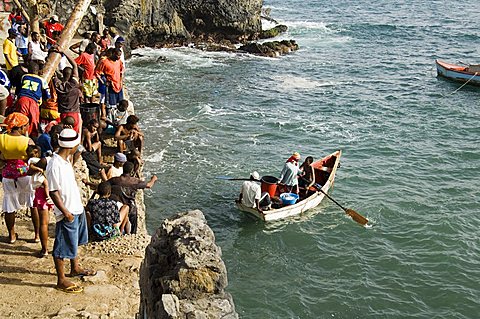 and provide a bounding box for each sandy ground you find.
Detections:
[0,208,150,319]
